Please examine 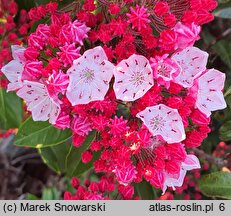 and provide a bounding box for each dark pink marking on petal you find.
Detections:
[123,89,128,94]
